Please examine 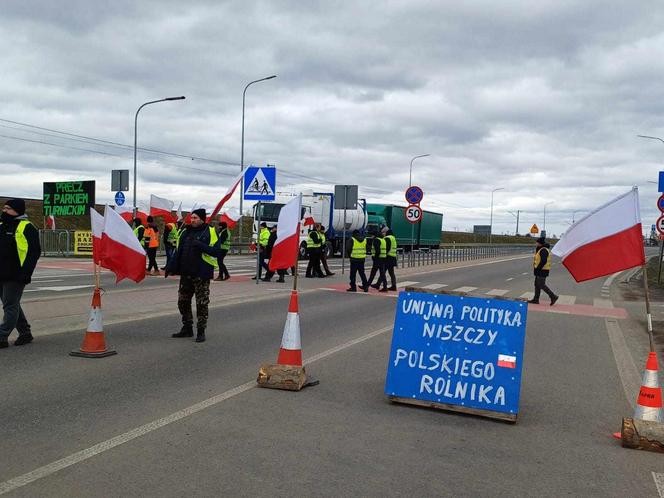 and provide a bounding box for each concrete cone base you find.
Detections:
[256,364,318,391]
